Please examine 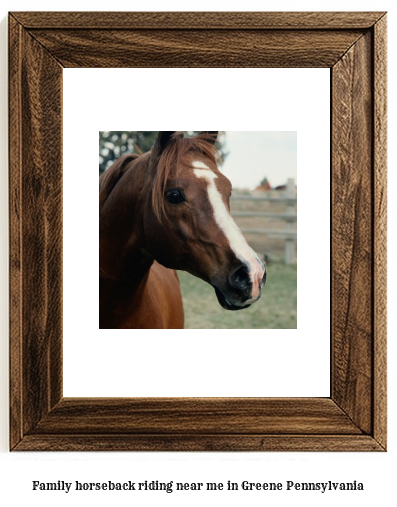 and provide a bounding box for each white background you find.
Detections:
[63,68,329,398]
[0,1,395,506]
